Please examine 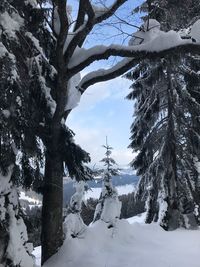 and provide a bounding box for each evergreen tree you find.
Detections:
[1,0,198,262]
[0,1,92,264]
[0,0,47,264]
[126,1,200,229]
[93,138,121,227]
